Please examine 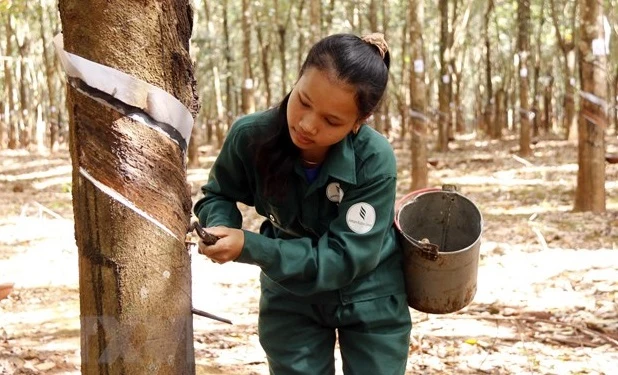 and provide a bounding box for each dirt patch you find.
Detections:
[1,135,617,374]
